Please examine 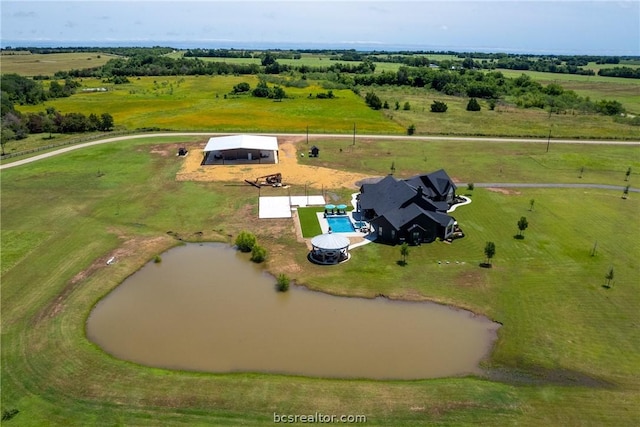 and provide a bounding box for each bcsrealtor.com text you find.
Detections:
[274,412,367,424]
